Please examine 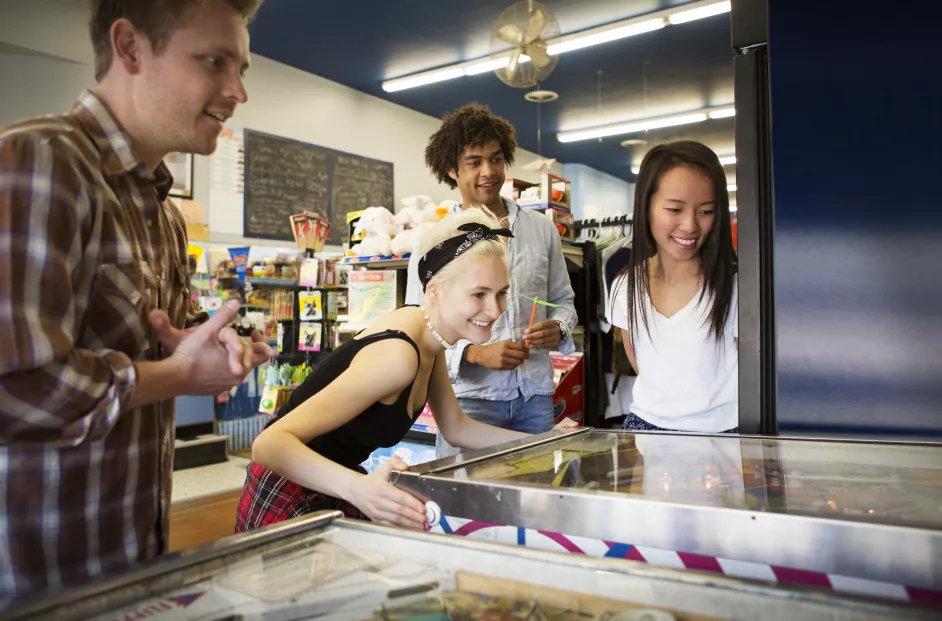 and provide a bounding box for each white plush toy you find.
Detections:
[390,205,421,256]
[350,206,396,257]
[438,198,461,215]
[401,207,446,256]
[392,195,446,256]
